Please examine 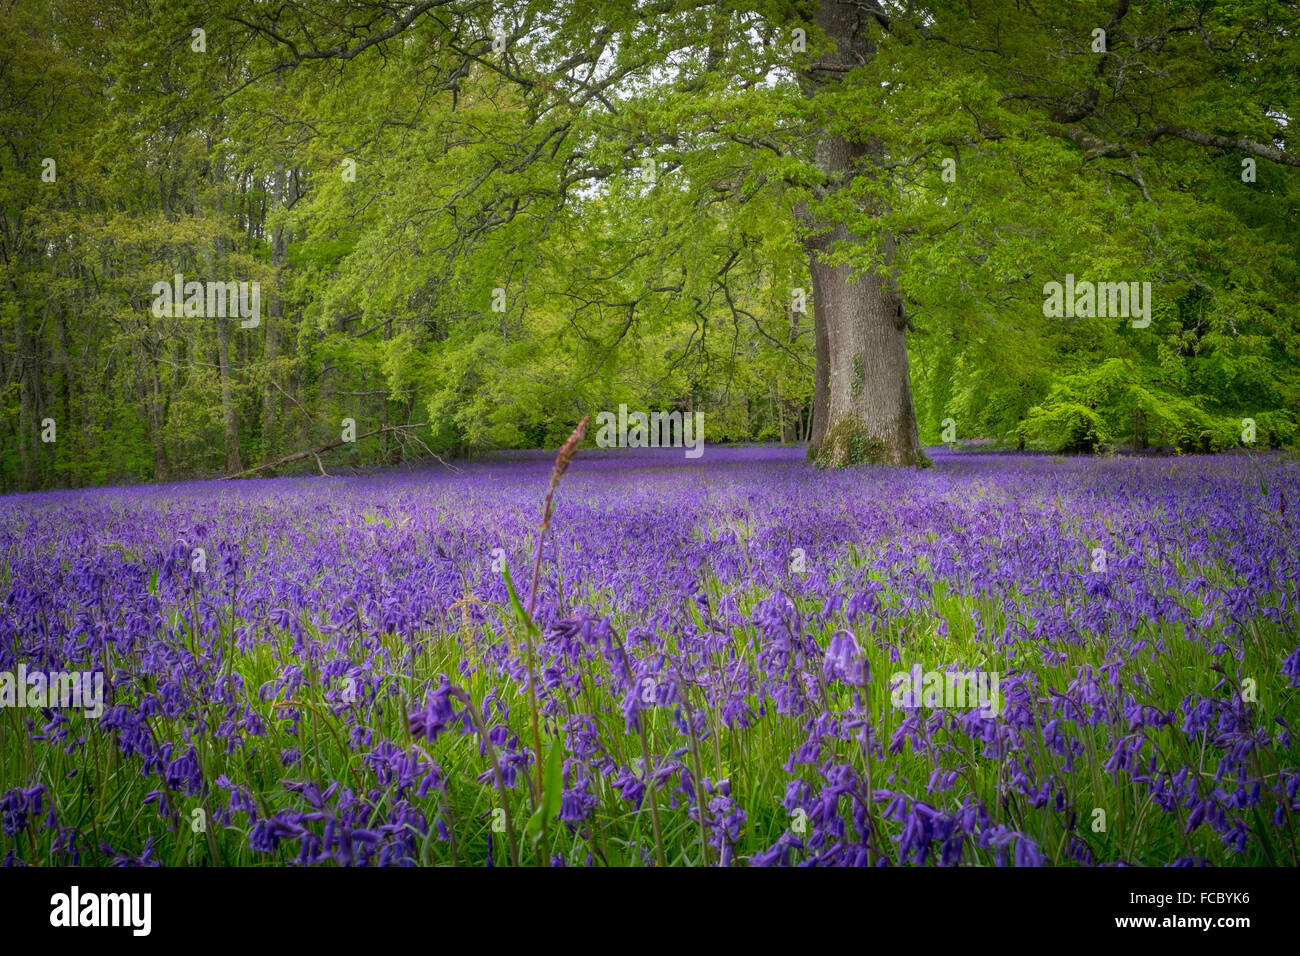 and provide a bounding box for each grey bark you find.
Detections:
[800,0,924,466]
[262,162,286,462]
